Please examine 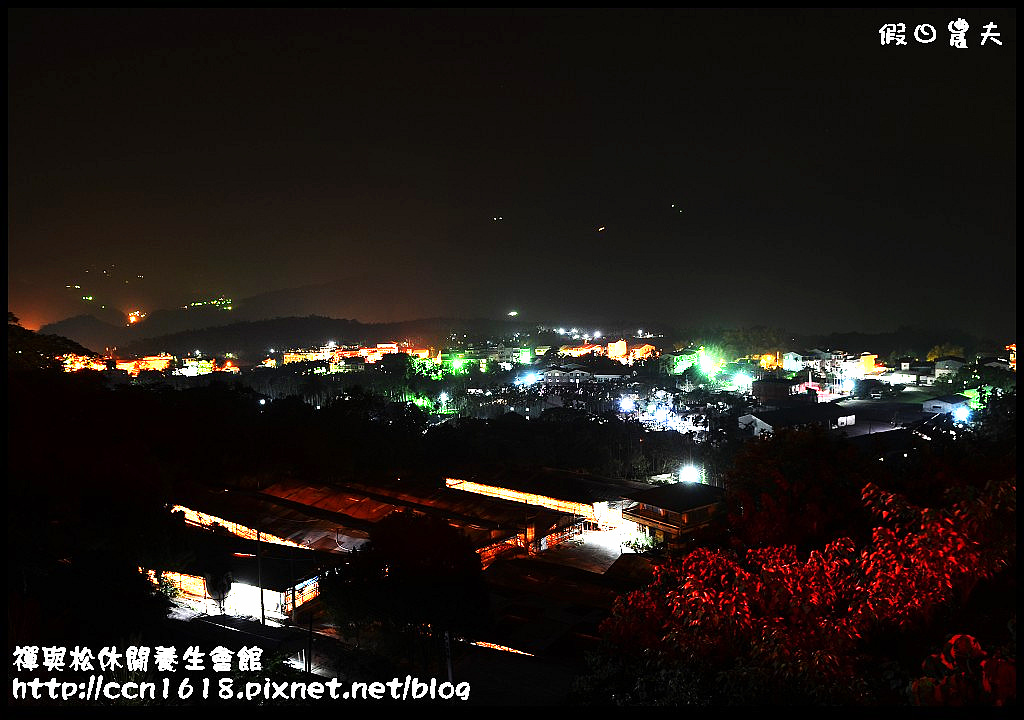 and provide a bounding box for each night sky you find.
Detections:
[8,9,1017,338]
